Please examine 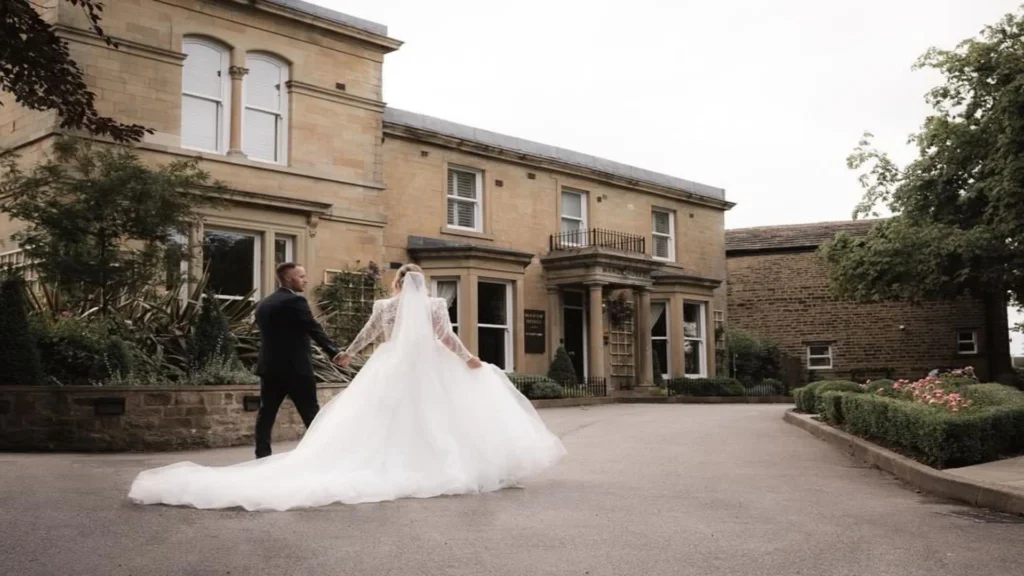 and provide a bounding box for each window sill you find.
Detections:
[137,141,386,190]
[441,227,495,241]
